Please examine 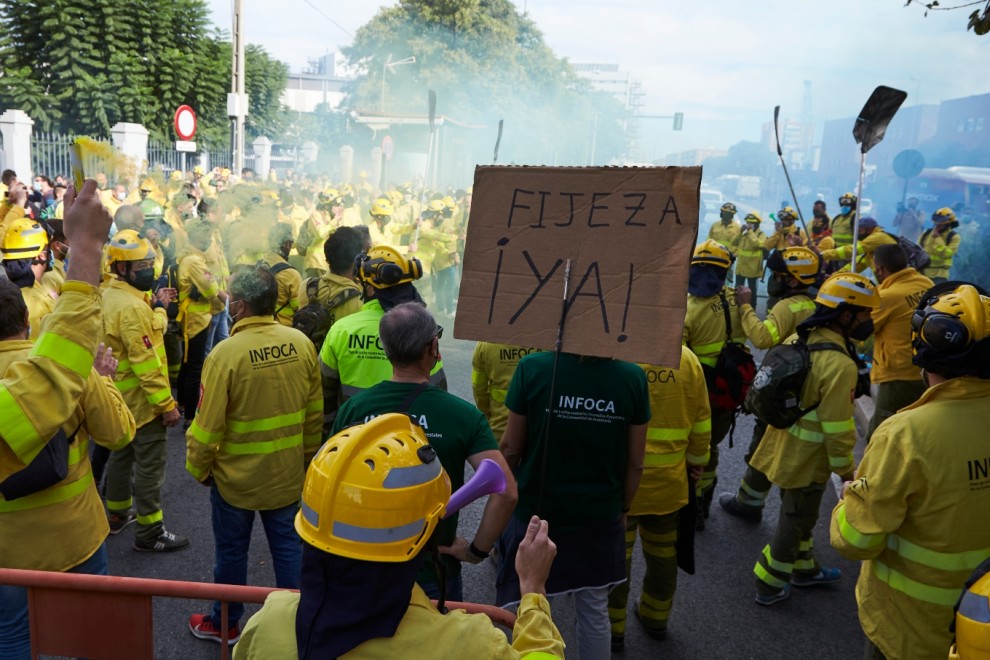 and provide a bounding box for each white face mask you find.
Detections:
[116,192,127,201]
